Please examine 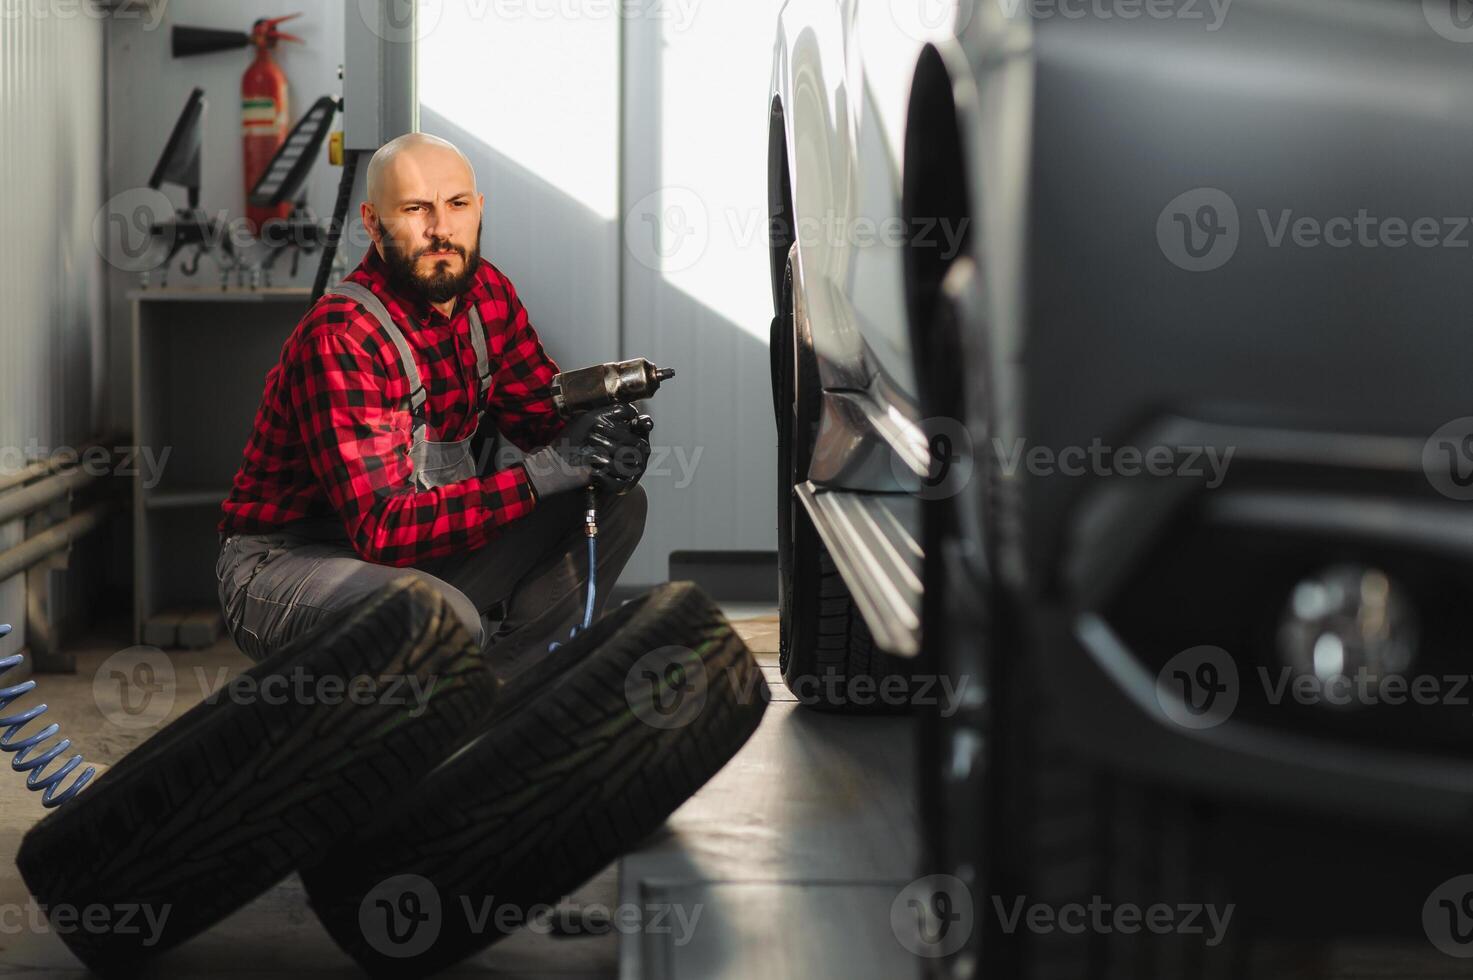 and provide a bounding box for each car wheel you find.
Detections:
[772,243,913,713]
[907,252,989,978]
